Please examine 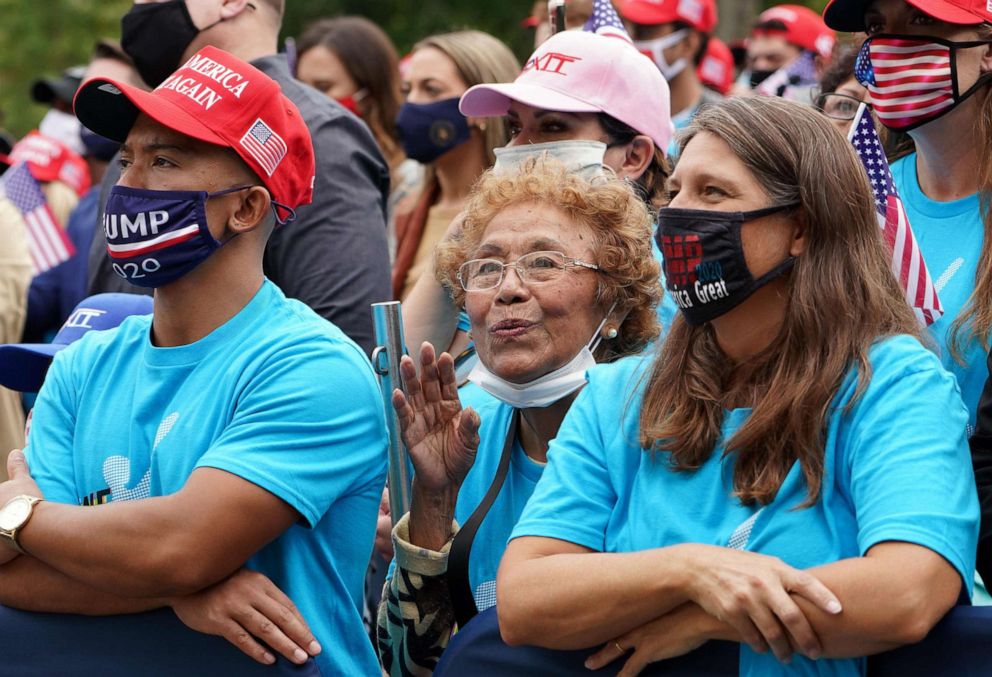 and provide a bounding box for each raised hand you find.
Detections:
[392,342,481,497]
